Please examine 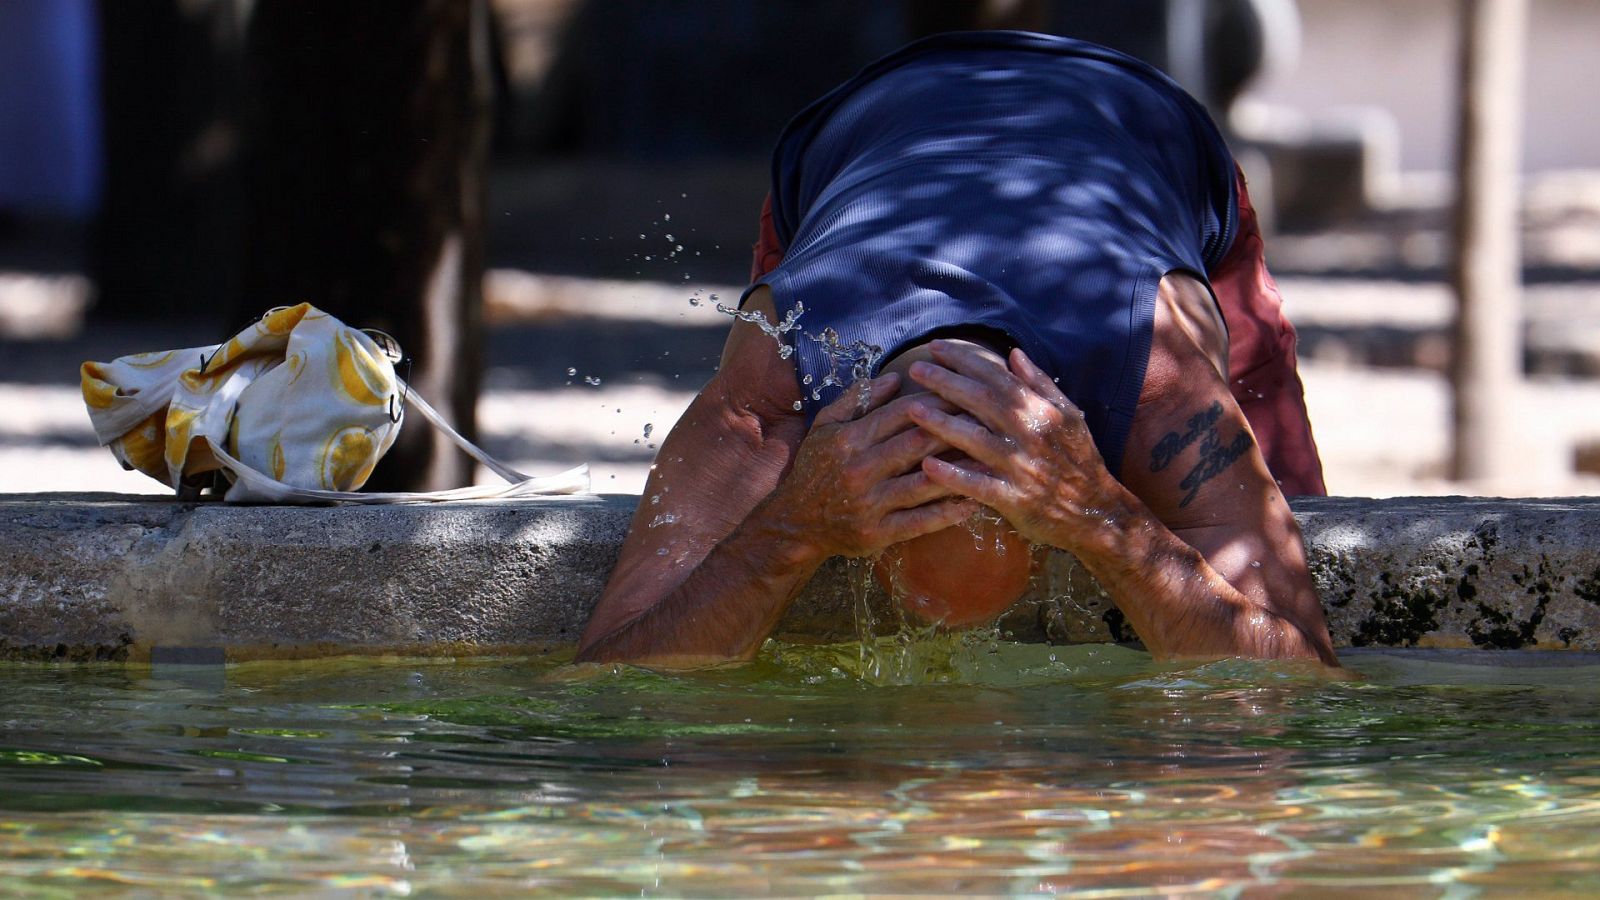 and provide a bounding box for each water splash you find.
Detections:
[714,300,806,360]
[960,507,1010,554]
[1041,554,1077,645]
[803,326,883,402]
[847,558,882,677]
[824,558,1019,685]
[1039,552,1118,647]
[833,555,1013,686]
[712,299,884,411]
